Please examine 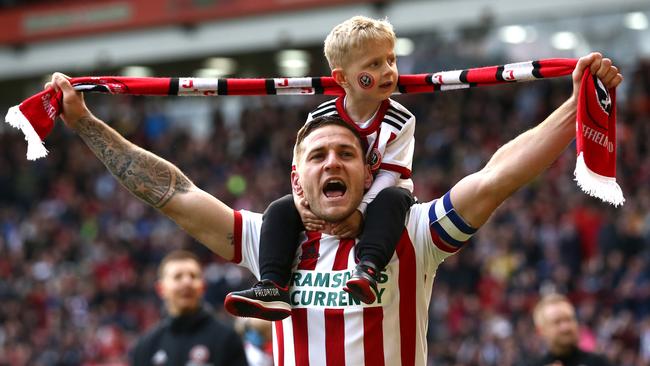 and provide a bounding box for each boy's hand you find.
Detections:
[329,209,363,239]
[295,197,326,232]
